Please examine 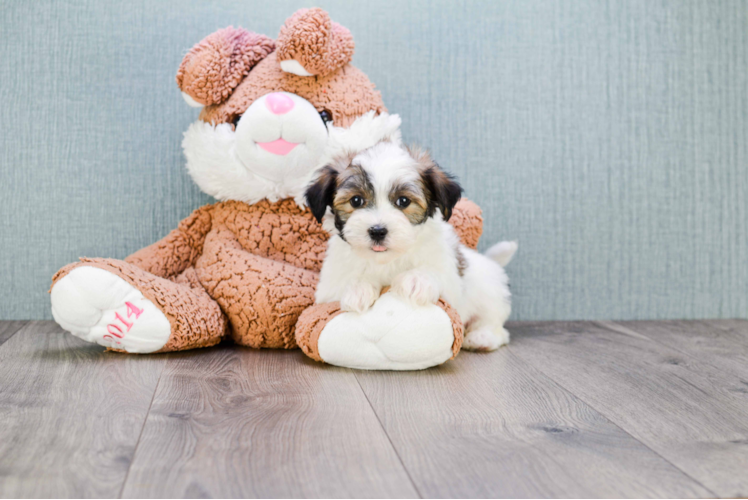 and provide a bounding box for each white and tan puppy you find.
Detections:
[305,141,517,351]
